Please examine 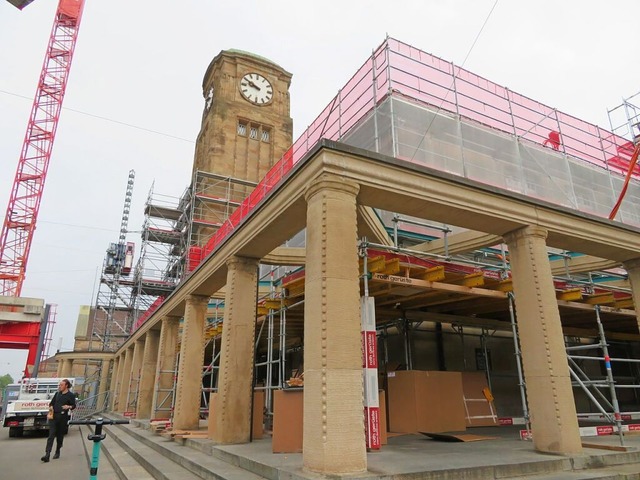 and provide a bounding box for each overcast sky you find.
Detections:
[1,1,639,380]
